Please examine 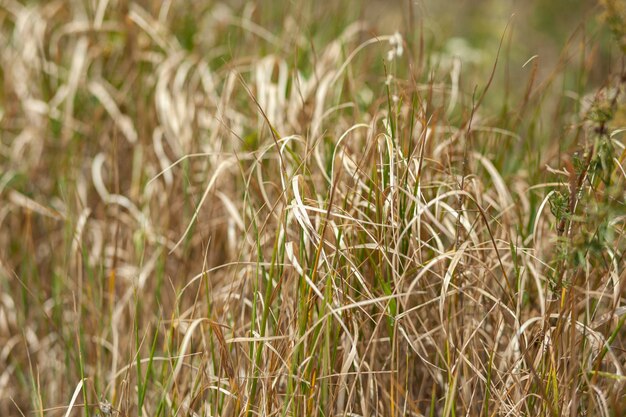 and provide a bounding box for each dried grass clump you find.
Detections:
[0,1,624,416]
